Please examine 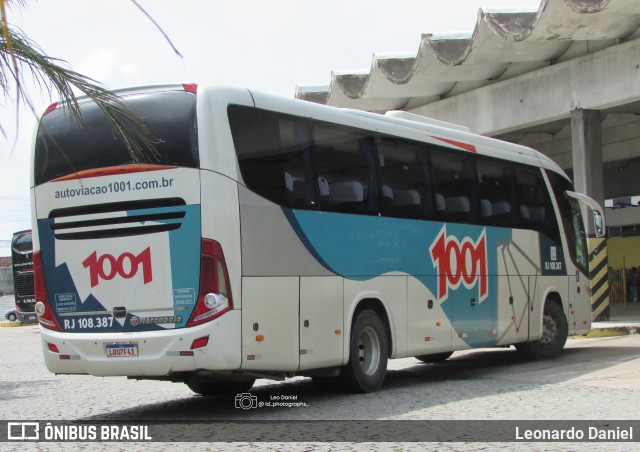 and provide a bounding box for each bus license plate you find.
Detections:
[106,343,138,358]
